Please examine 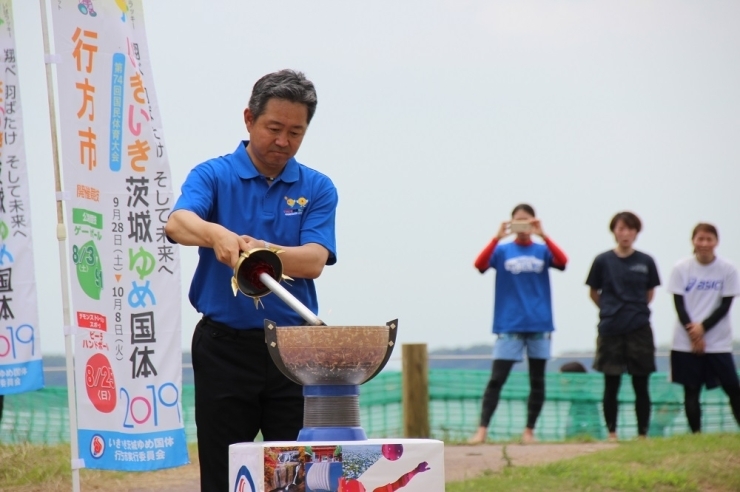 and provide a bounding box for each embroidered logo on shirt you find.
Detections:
[504,256,545,274]
[284,196,308,216]
[630,264,648,274]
